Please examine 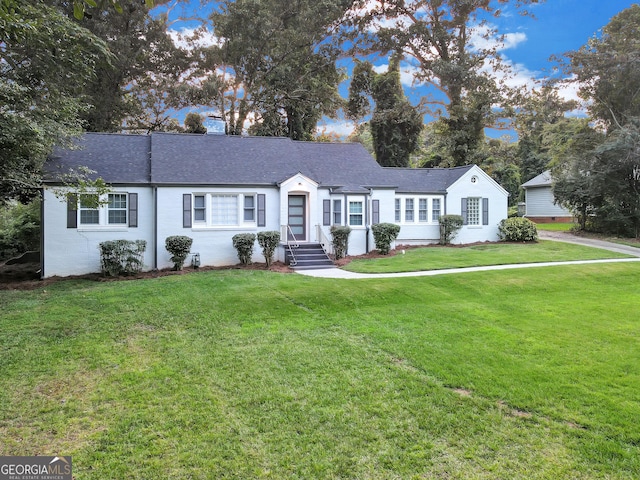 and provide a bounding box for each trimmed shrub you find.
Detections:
[371,223,401,255]
[330,225,351,260]
[165,235,193,270]
[232,233,256,265]
[257,231,280,268]
[439,214,464,245]
[498,217,538,242]
[99,240,146,276]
